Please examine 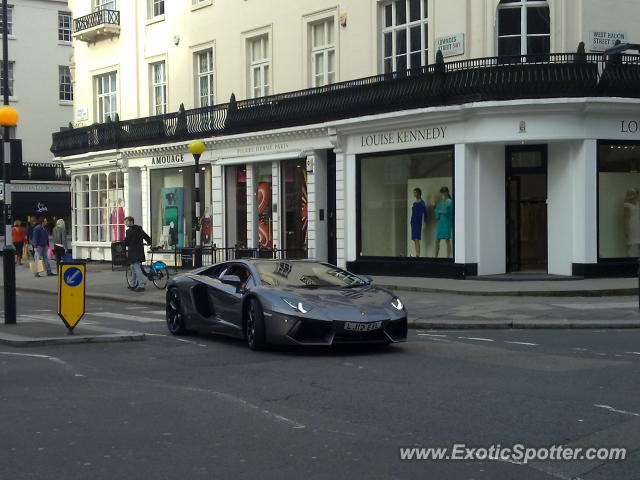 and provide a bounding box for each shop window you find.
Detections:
[497,0,550,59]
[73,171,125,243]
[359,147,454,258]
[254,163,273,249]
[381,0,428,73]
[150,166,212,248]
[225,165,248,248]
[282,159,308,258]
[598,142,640,259]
